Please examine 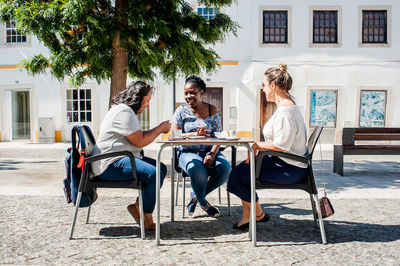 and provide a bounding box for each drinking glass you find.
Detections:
[172,129,182,138]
